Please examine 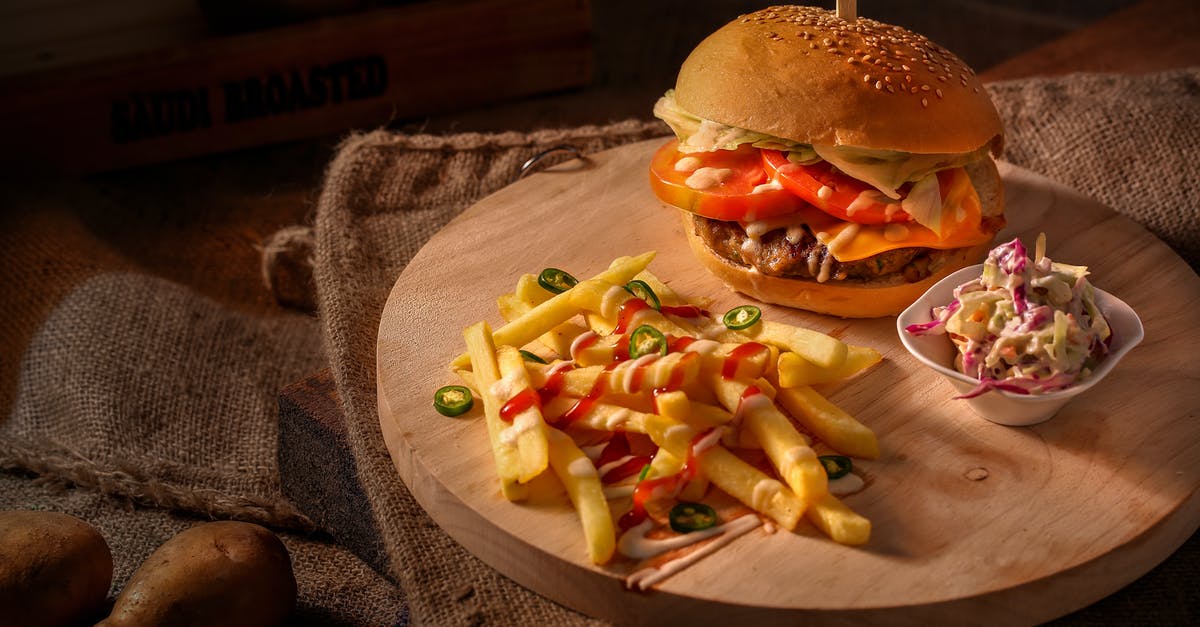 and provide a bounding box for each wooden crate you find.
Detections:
[0,0,593,172]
